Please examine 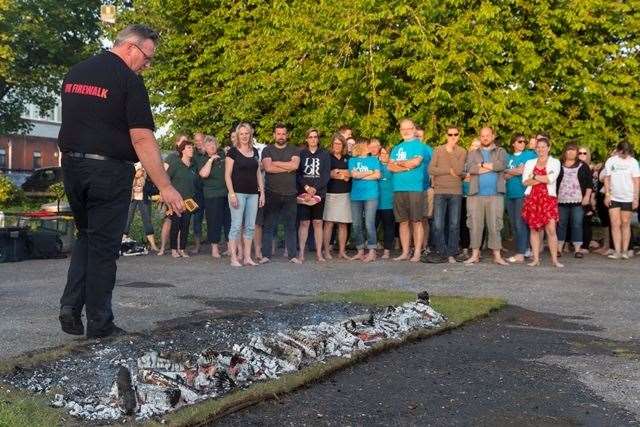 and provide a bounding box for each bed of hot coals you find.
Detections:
[2,293,445,423]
